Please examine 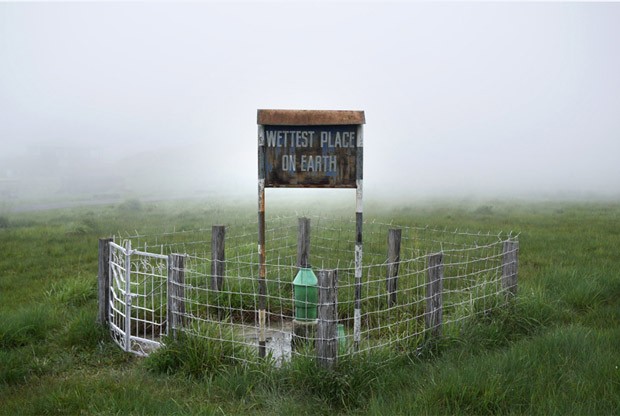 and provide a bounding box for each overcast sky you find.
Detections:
[1,1,619,201]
